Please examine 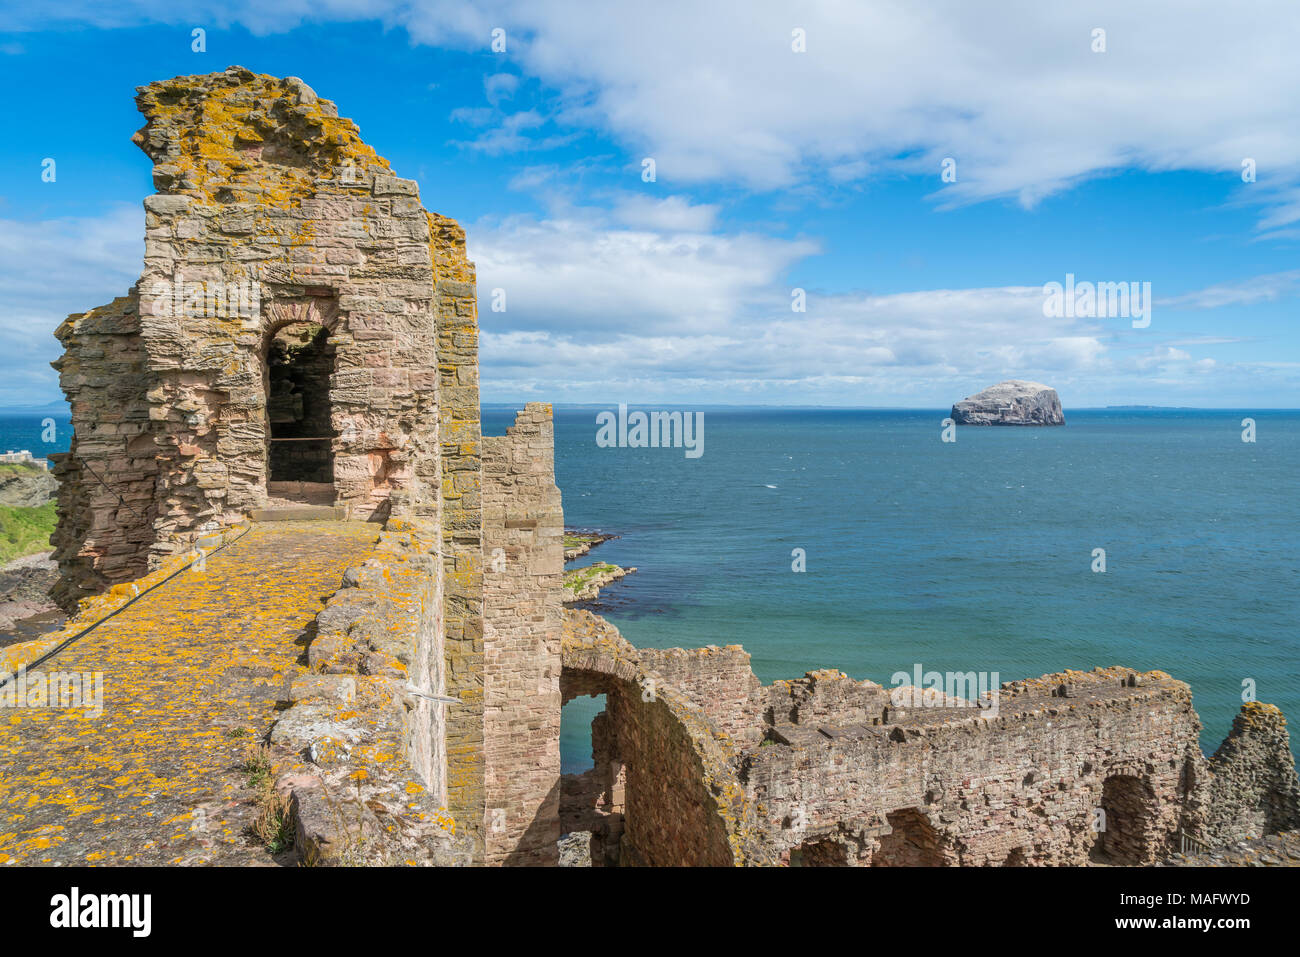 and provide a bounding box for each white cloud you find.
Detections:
[1160,270,1300,310]
[468,203,1170,403]
[10,2,1300,222]
[468,206,817,335]
[611,195,719,233]
[0,204,142,406]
